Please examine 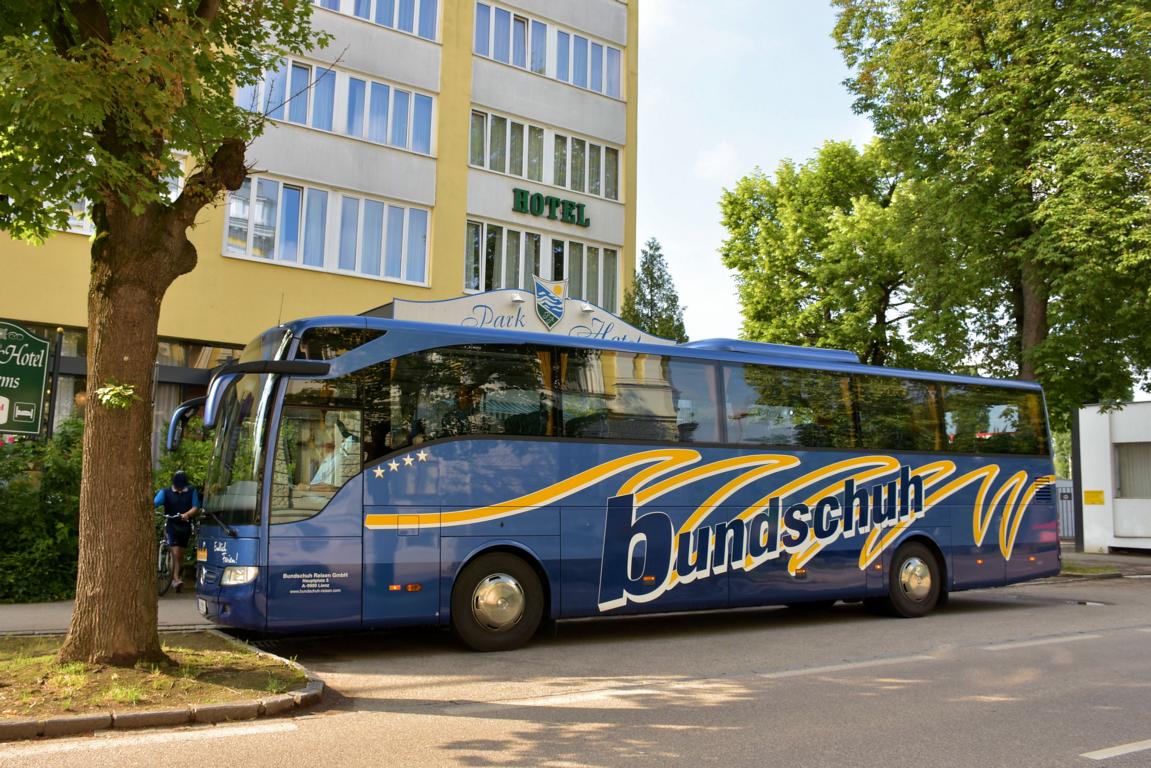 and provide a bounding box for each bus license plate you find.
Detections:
[197,598,207,616]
